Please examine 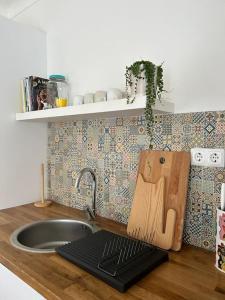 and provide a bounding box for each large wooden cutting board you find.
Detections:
[129,150,191,251]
